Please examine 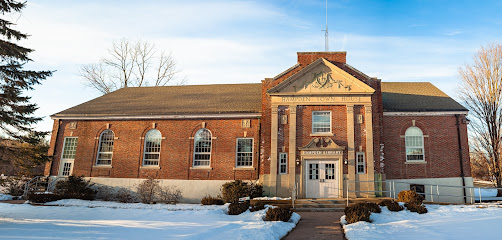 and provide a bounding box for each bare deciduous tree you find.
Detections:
[459,43,502,187]
[80,39,185,95]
